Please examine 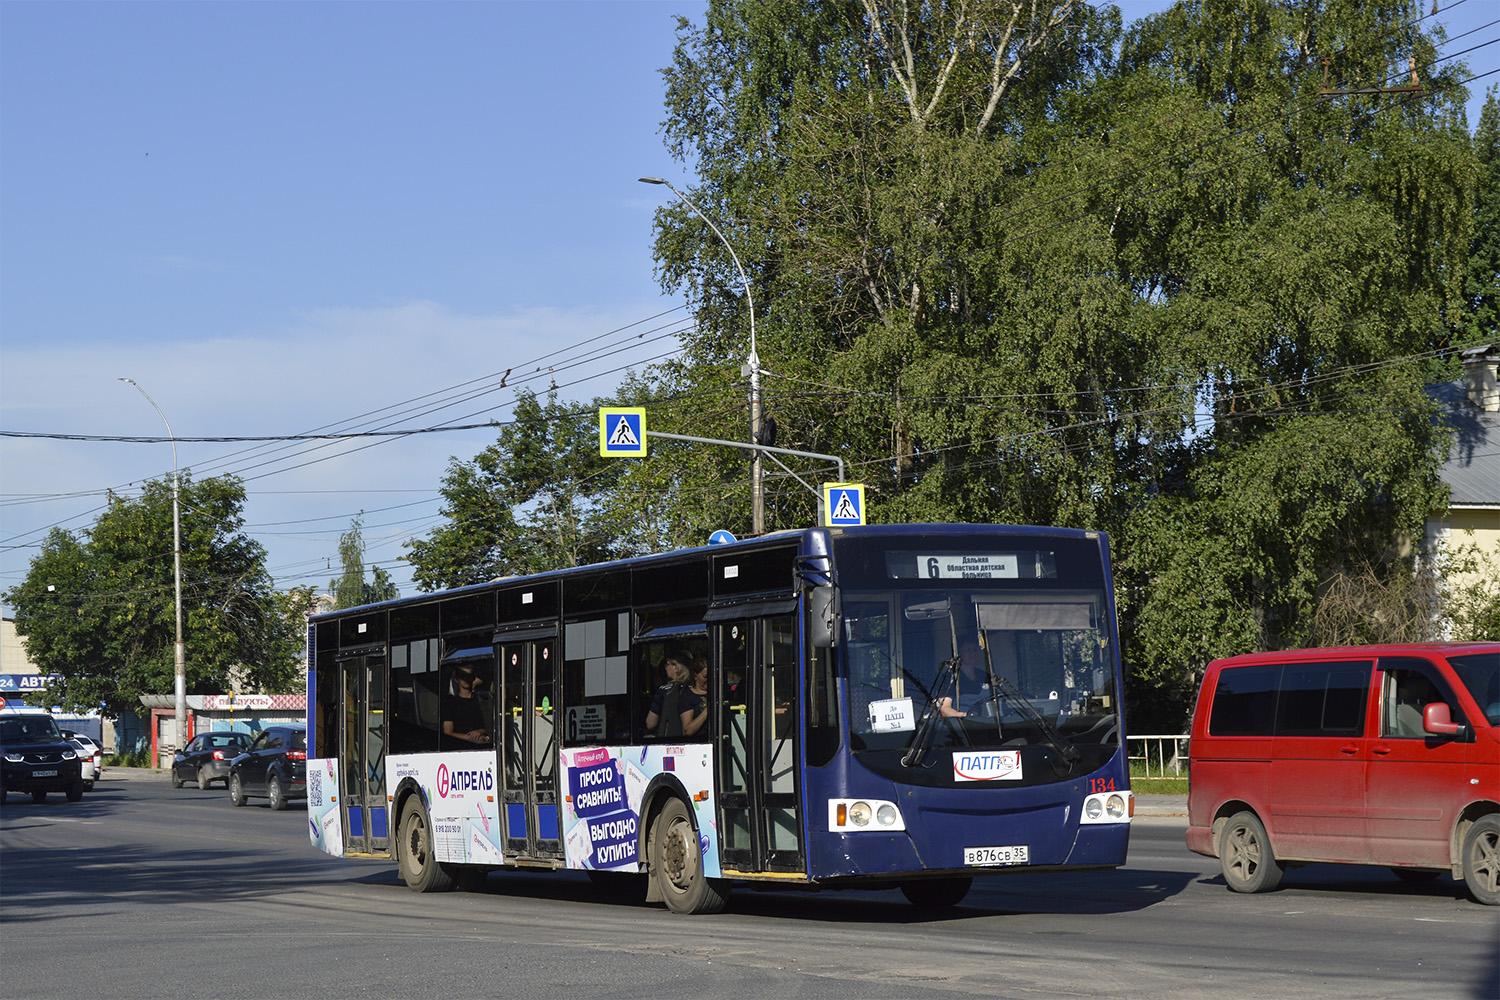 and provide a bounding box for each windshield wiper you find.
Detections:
[901,653,966,768]
[983,674,1079,763]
